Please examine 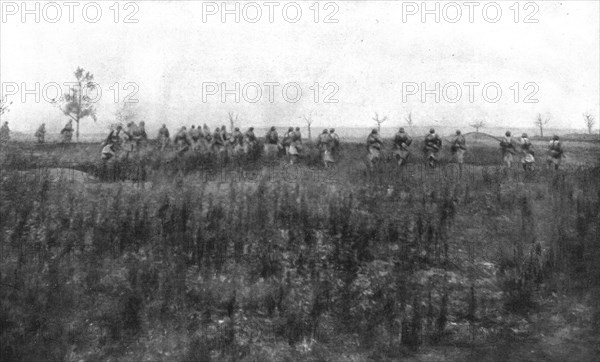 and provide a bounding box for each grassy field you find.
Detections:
[1,135,599,361]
